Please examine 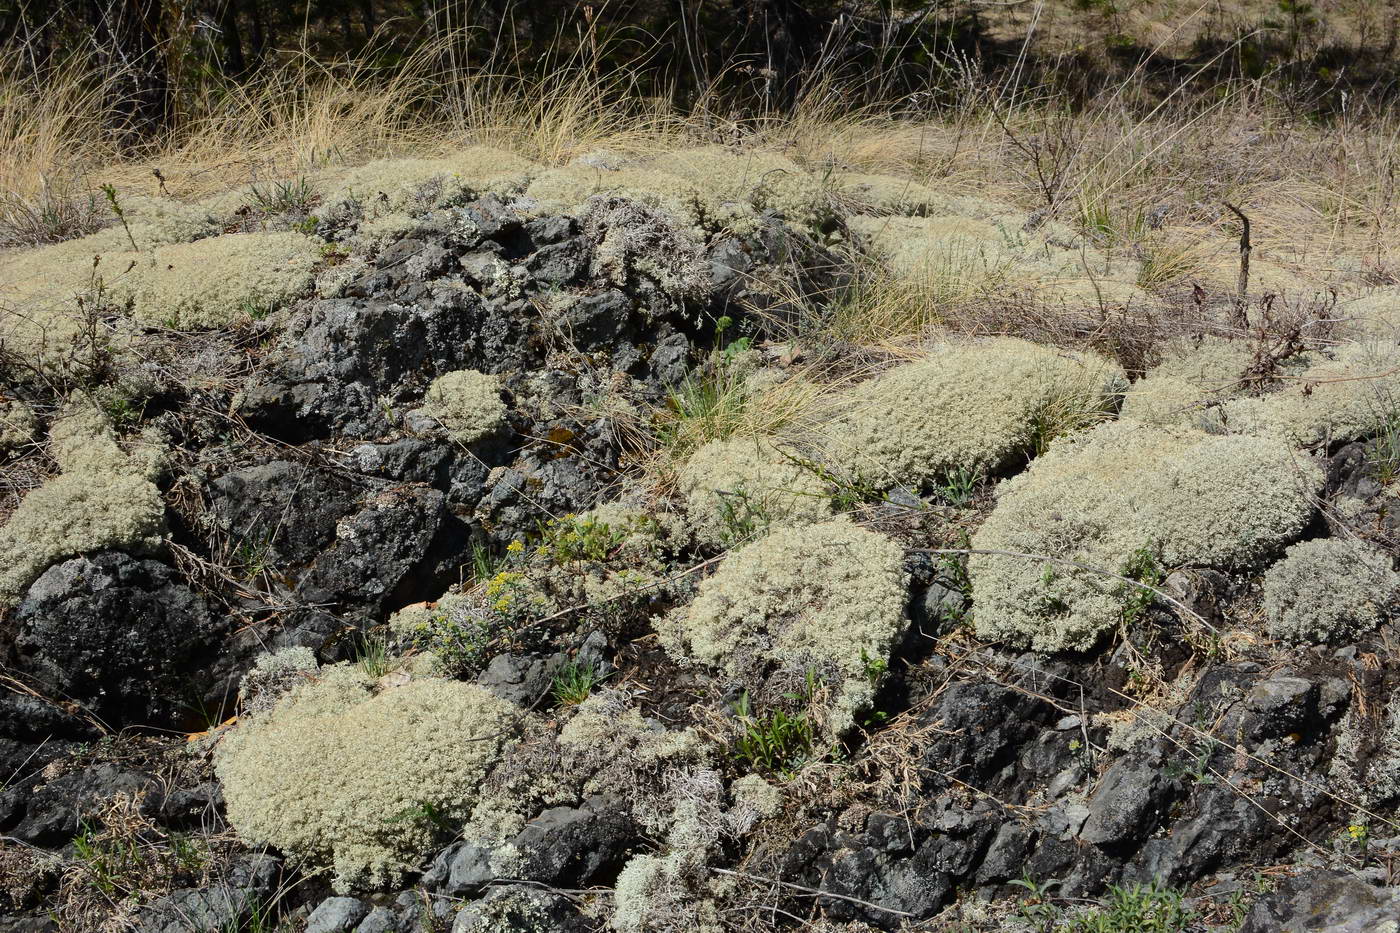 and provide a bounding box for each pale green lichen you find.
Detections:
[825,337,1125,492]
[115,232,320,328]
[1125,340,1400,445]
[0,196,227,368]
[1120,337,1257,427]
[0,402,165,603]
[316,148,537,226]
[848,214,1016,283]
[678,437,832,547]
[1339,291,1400,340]
[412,369,508,446]
[1215,342,1400,445]
[575,195,709,296]
[237,647,320,715]
[524,166,710,236]
[836,173,945,216]
[215,665,517,892]
[611,852,723,933]
[970,420,1323,652]
[729,773,783,821]
[661,519,907,738]
[1261,538,1399,645]
[648,146,835,235]
[0,399,37,451]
